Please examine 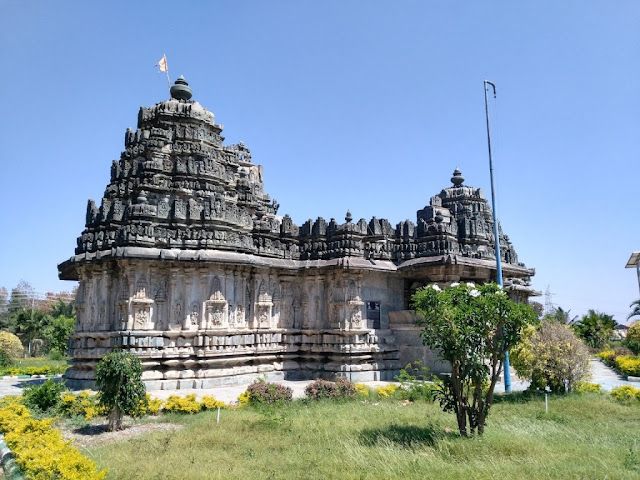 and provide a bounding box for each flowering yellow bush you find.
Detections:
[0,365,67,376]
[163,394,202,414]
[355,383,370,398]
[0,397,106,479]
[574,382,601,393]
[200,395,225,410]
[614,356,640,377]
[0,331,24,359]
[610,385,640,402]
[597,349,616,365]
[146,395,163,415]
[132,394,162,416]
[375,384,399,398]
[237,390,250,407]
[59,390,105,420]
